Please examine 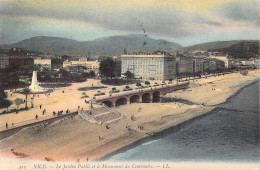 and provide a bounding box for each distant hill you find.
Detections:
[213,41,259,58]
[0,34,182,56]
[183,40,257,51]
[183,40,259,58]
